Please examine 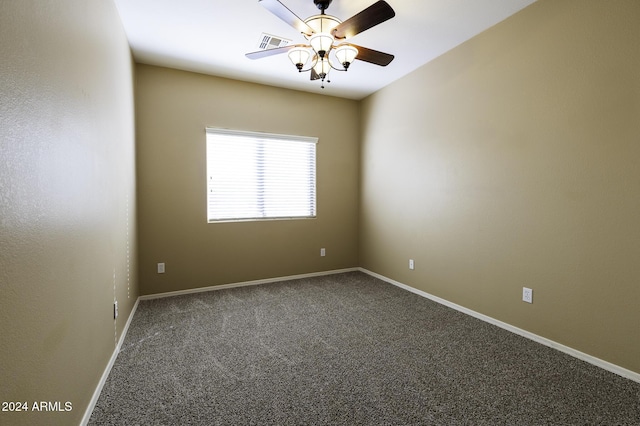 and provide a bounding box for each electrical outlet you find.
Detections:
[320,248,326,257]
[114,301,118,319]
[157,263,165,274]
[409,259,415,270]
[523,287,533,304]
